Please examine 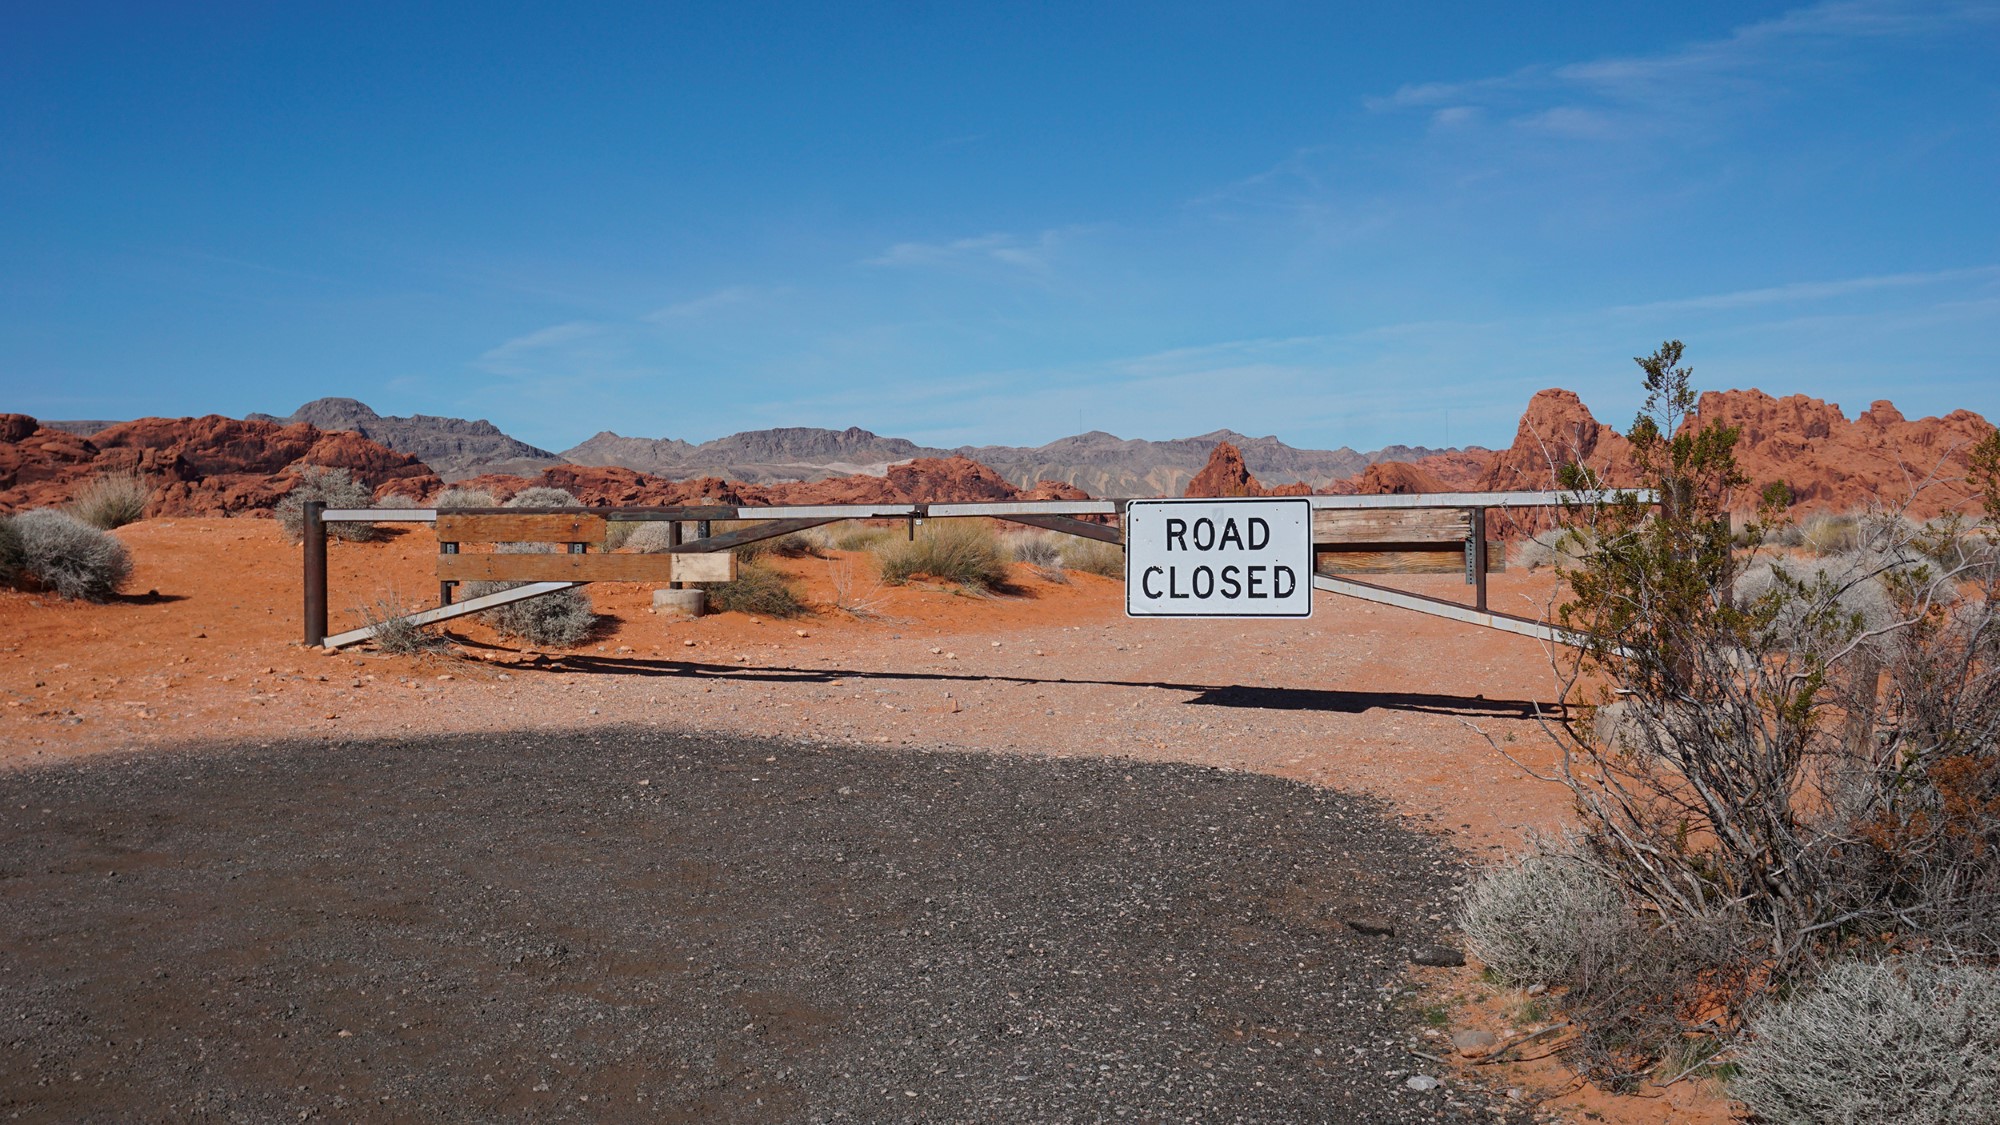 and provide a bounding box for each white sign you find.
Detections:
[1124,498,1314,619]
